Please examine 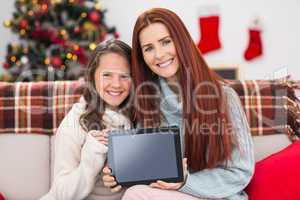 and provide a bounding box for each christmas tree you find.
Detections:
[1,0,118,82]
